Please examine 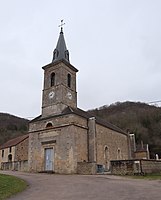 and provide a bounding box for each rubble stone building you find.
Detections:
[28,26,130,174]
[0,134,29,171]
